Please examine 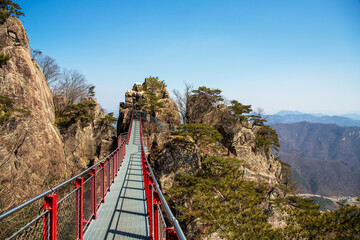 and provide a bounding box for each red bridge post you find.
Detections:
[154,191,161,240]
[116,149,119,172]
[112,154,115,183]
[75,178,84,240]
[107,158,111,192]
[100,162,105,203]
[166,228,178,240]
[90,168,97,220]
[44,194,57,240]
